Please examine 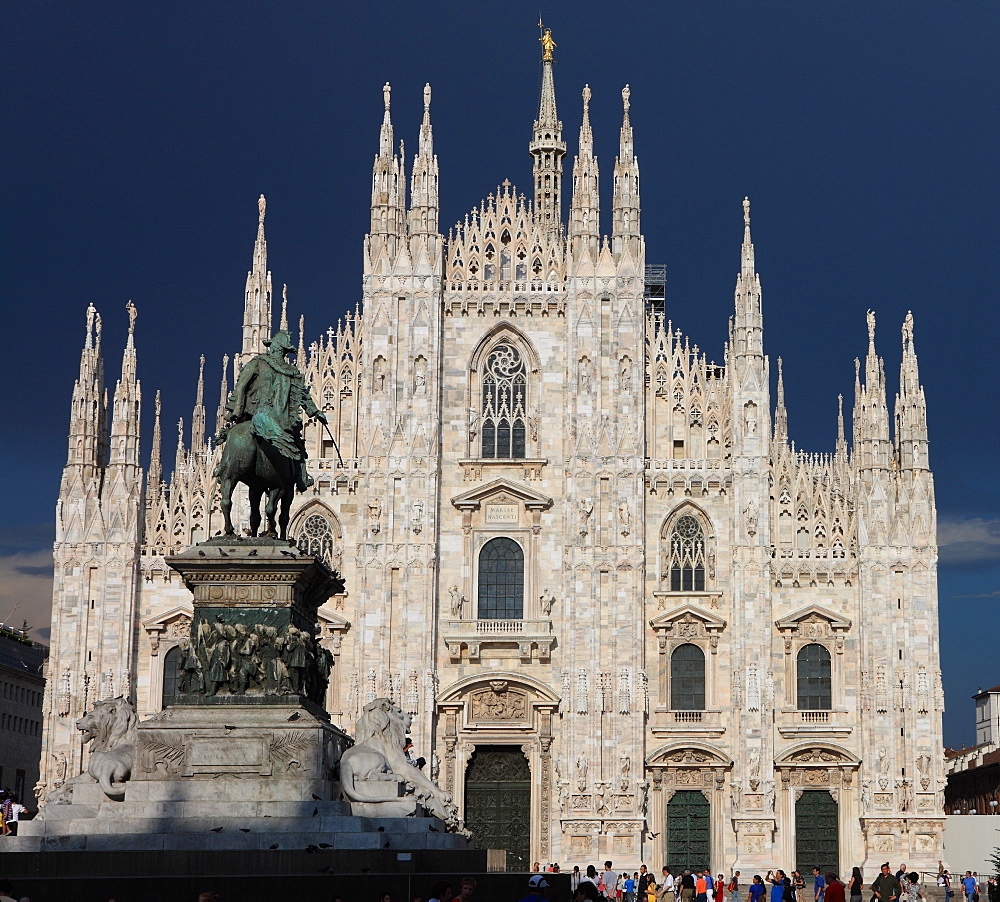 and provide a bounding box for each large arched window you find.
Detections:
[670,643,706,710]
[161,645,182,709]
[668,515,707,591]
[296,512,338,569]
[797,643,832,710]
[481,343,527,459]
[477,537,524,620]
